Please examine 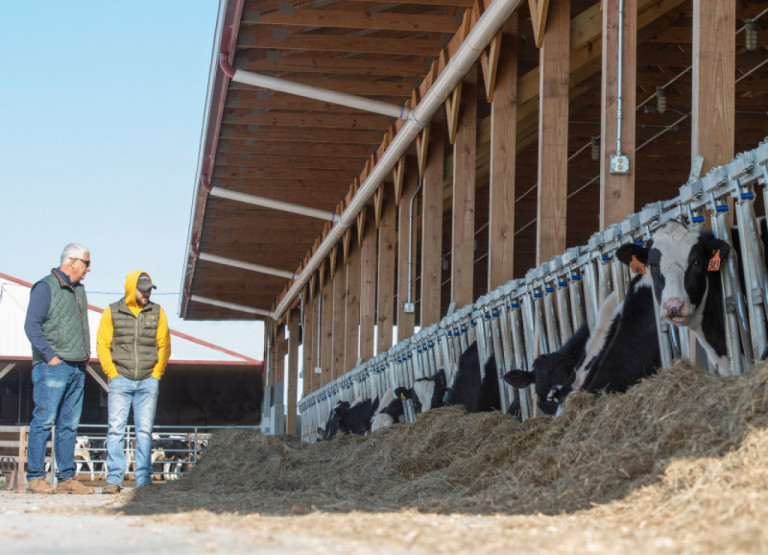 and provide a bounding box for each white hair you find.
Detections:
[60,243,89,266]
